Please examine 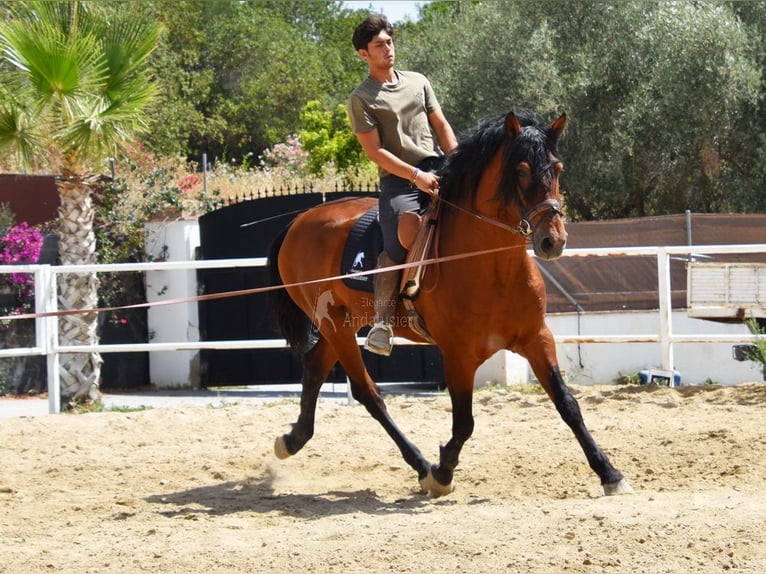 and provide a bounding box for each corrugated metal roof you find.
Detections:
[539,213,766,313]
